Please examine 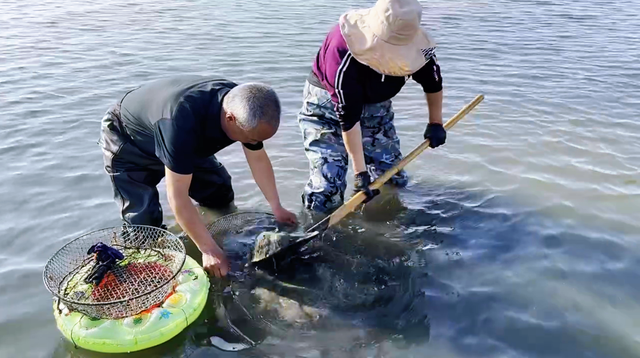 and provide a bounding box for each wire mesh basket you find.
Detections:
[206,211,286,269]
[43,225,186,320]
[206,211,278,240]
